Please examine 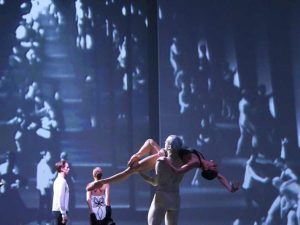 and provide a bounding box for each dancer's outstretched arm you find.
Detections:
[139,172,157,186]
[160,156,240,193]
[160,156,199,174]
[217,174,240,193]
